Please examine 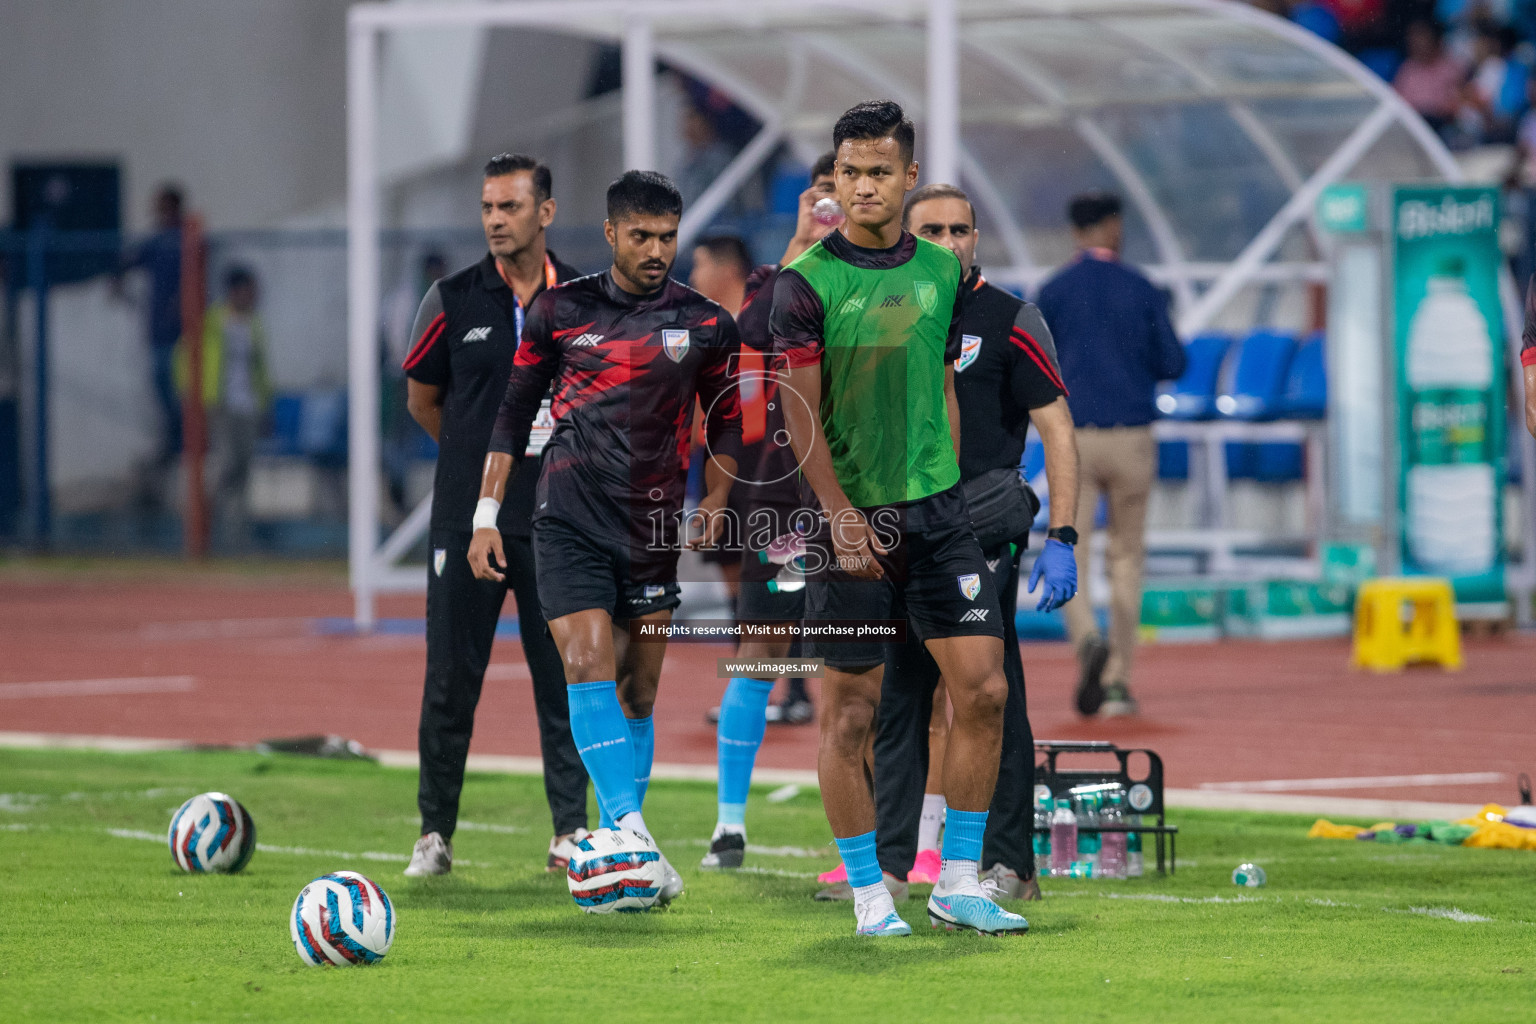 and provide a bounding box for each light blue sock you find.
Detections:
[566,681,639,823]
[627,715,654,810]
[834,830,883,889]
[716,677,773,827]
[941,808,988,864]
